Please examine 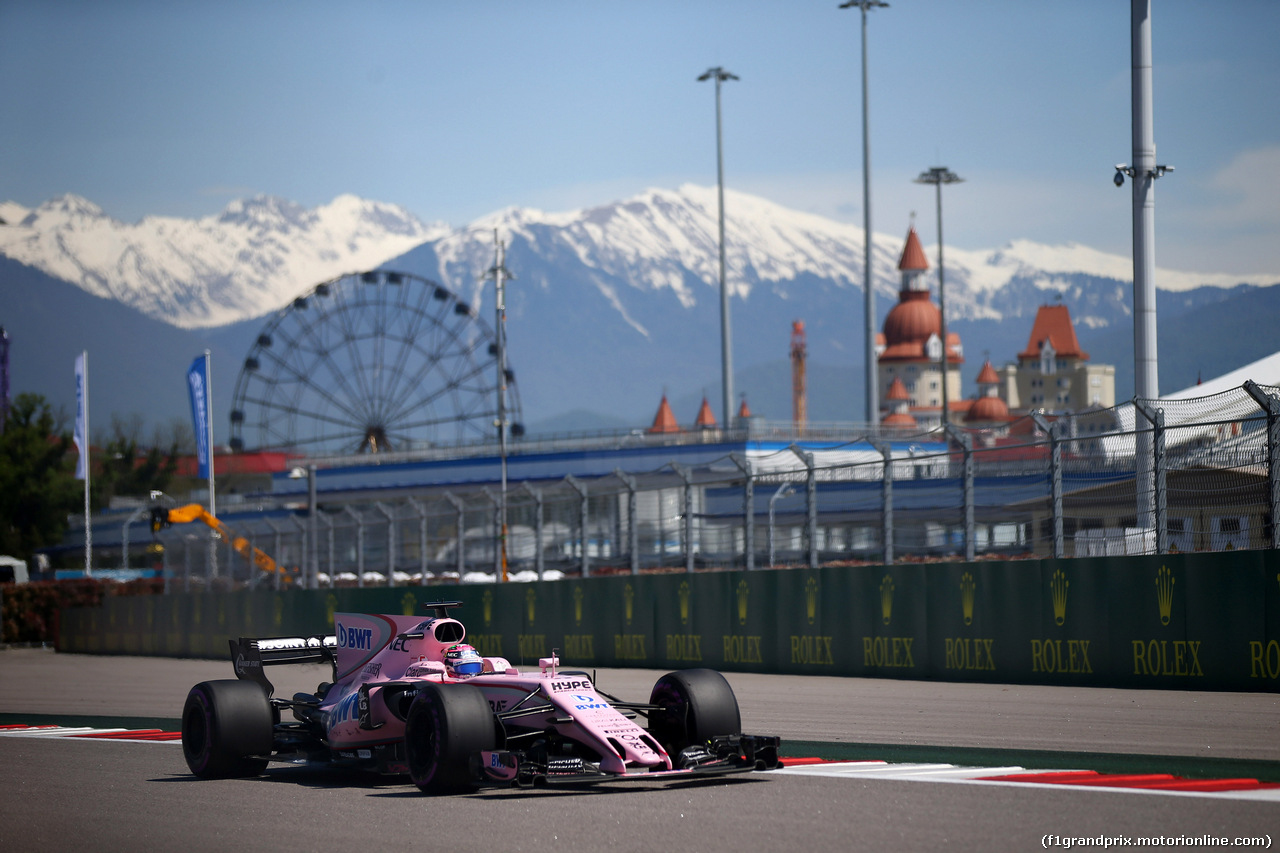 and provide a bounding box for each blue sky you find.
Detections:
[3,1,1278,275]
